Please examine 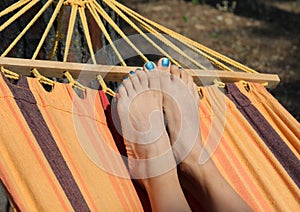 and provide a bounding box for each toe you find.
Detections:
[193,83,200,101]
[148,72,160,90]
[170,65,181,78]
[157,57,171,72]
[179,70,189,84]
[136,69,148,89]
[160,71,172,90]
[129,70,143,92]
[188,76,197,99]
[118,83,128,98]
[187,74,194,88]
[143,61,157,72]
[122,77,135,96]
[186,73,197,99]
